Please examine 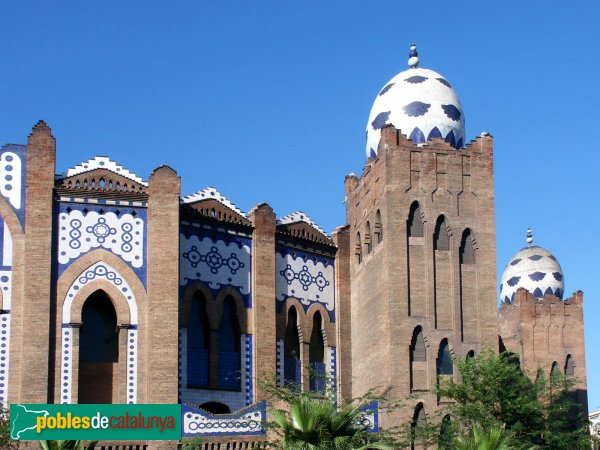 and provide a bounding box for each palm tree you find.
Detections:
[453,426,538,450]
[271,395,391,450]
